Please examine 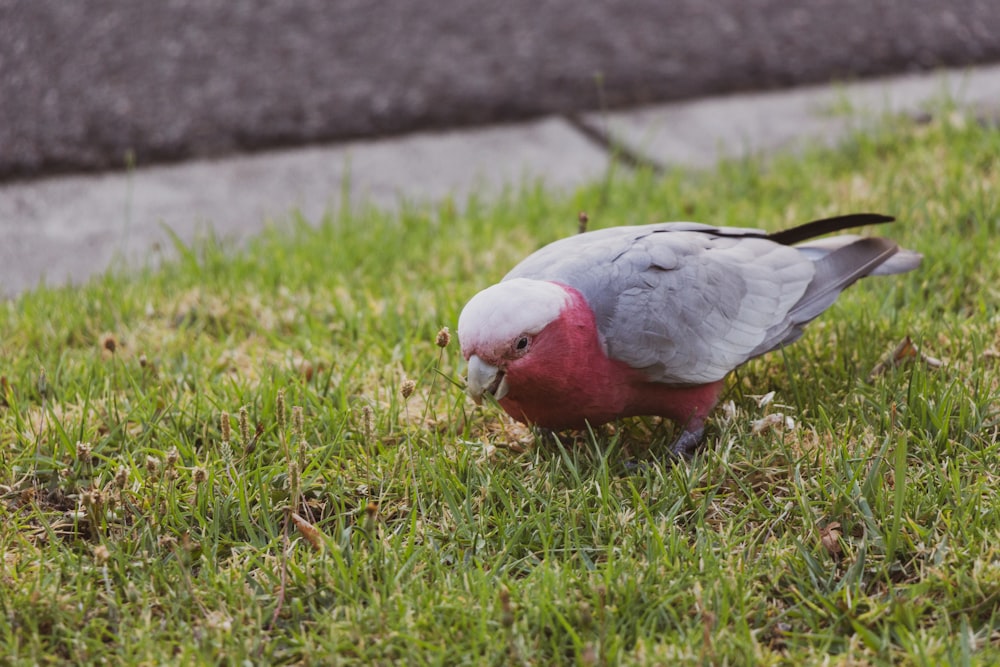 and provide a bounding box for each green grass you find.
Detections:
[2,108,1000,665]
